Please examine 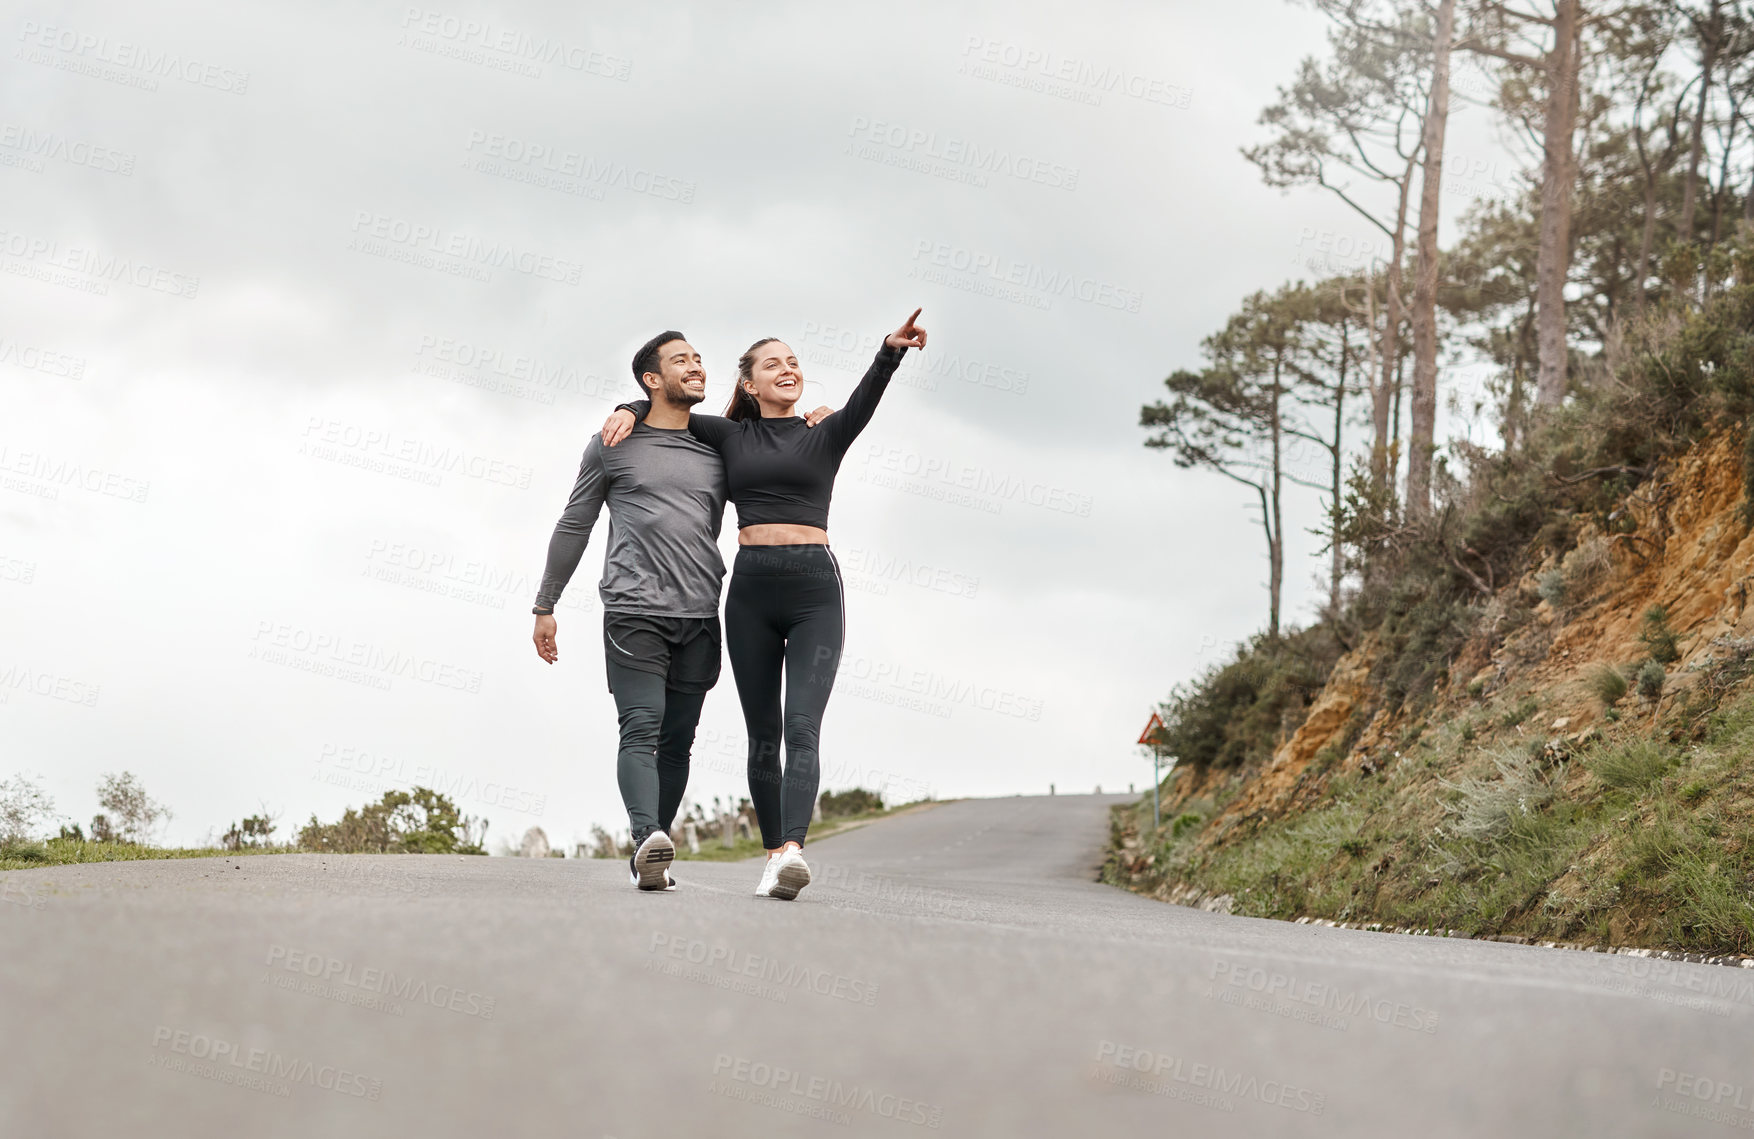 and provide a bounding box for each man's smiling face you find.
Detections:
[648,339,705,406]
